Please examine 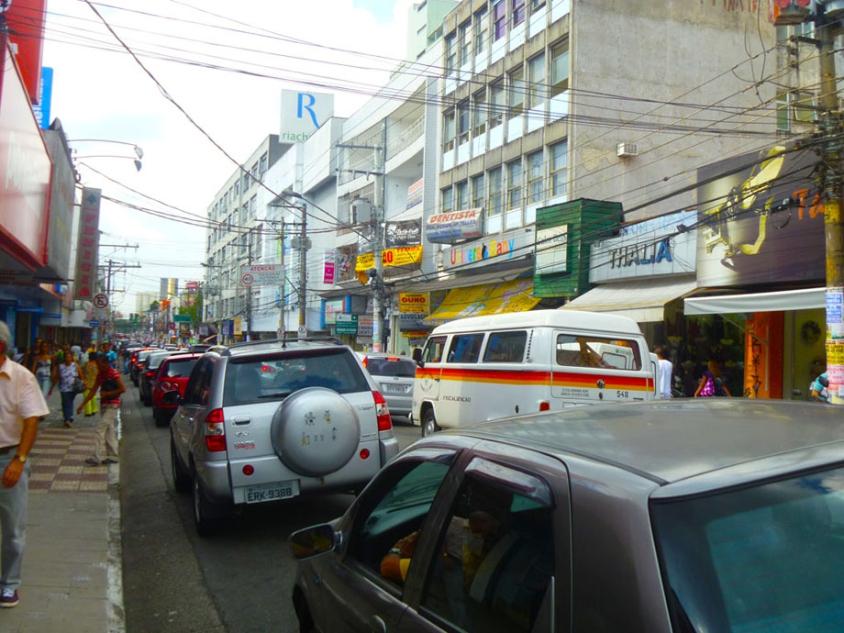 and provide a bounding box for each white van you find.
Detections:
[411,309,655,436]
